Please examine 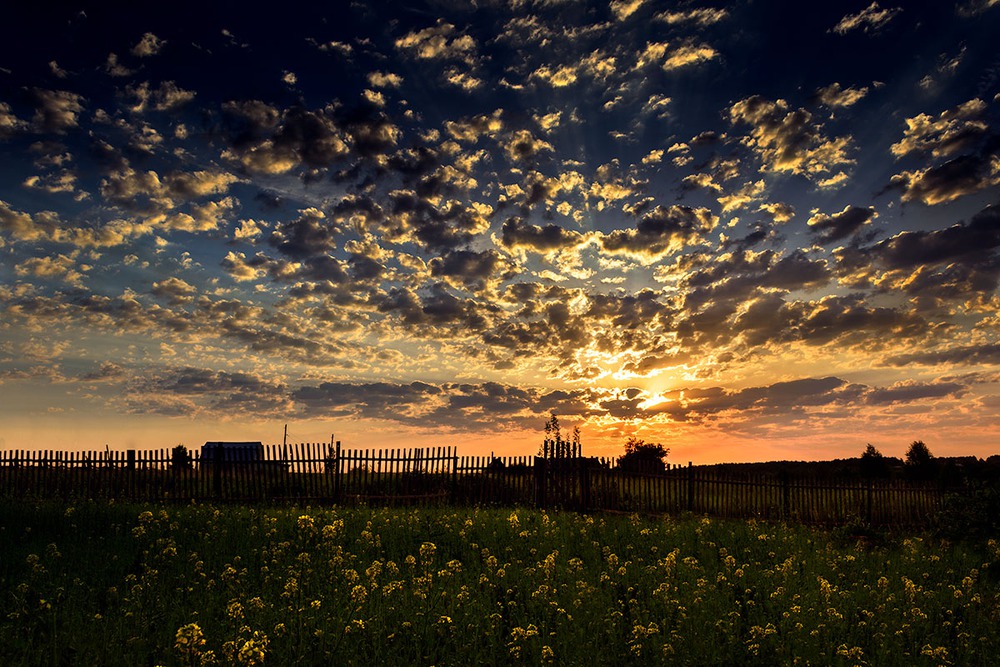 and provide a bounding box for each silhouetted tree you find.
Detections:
[539,412,581,459]
[860,443,889,478]
[905,440,936,481]
[171,444,192,470]
[618,437,669,474]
